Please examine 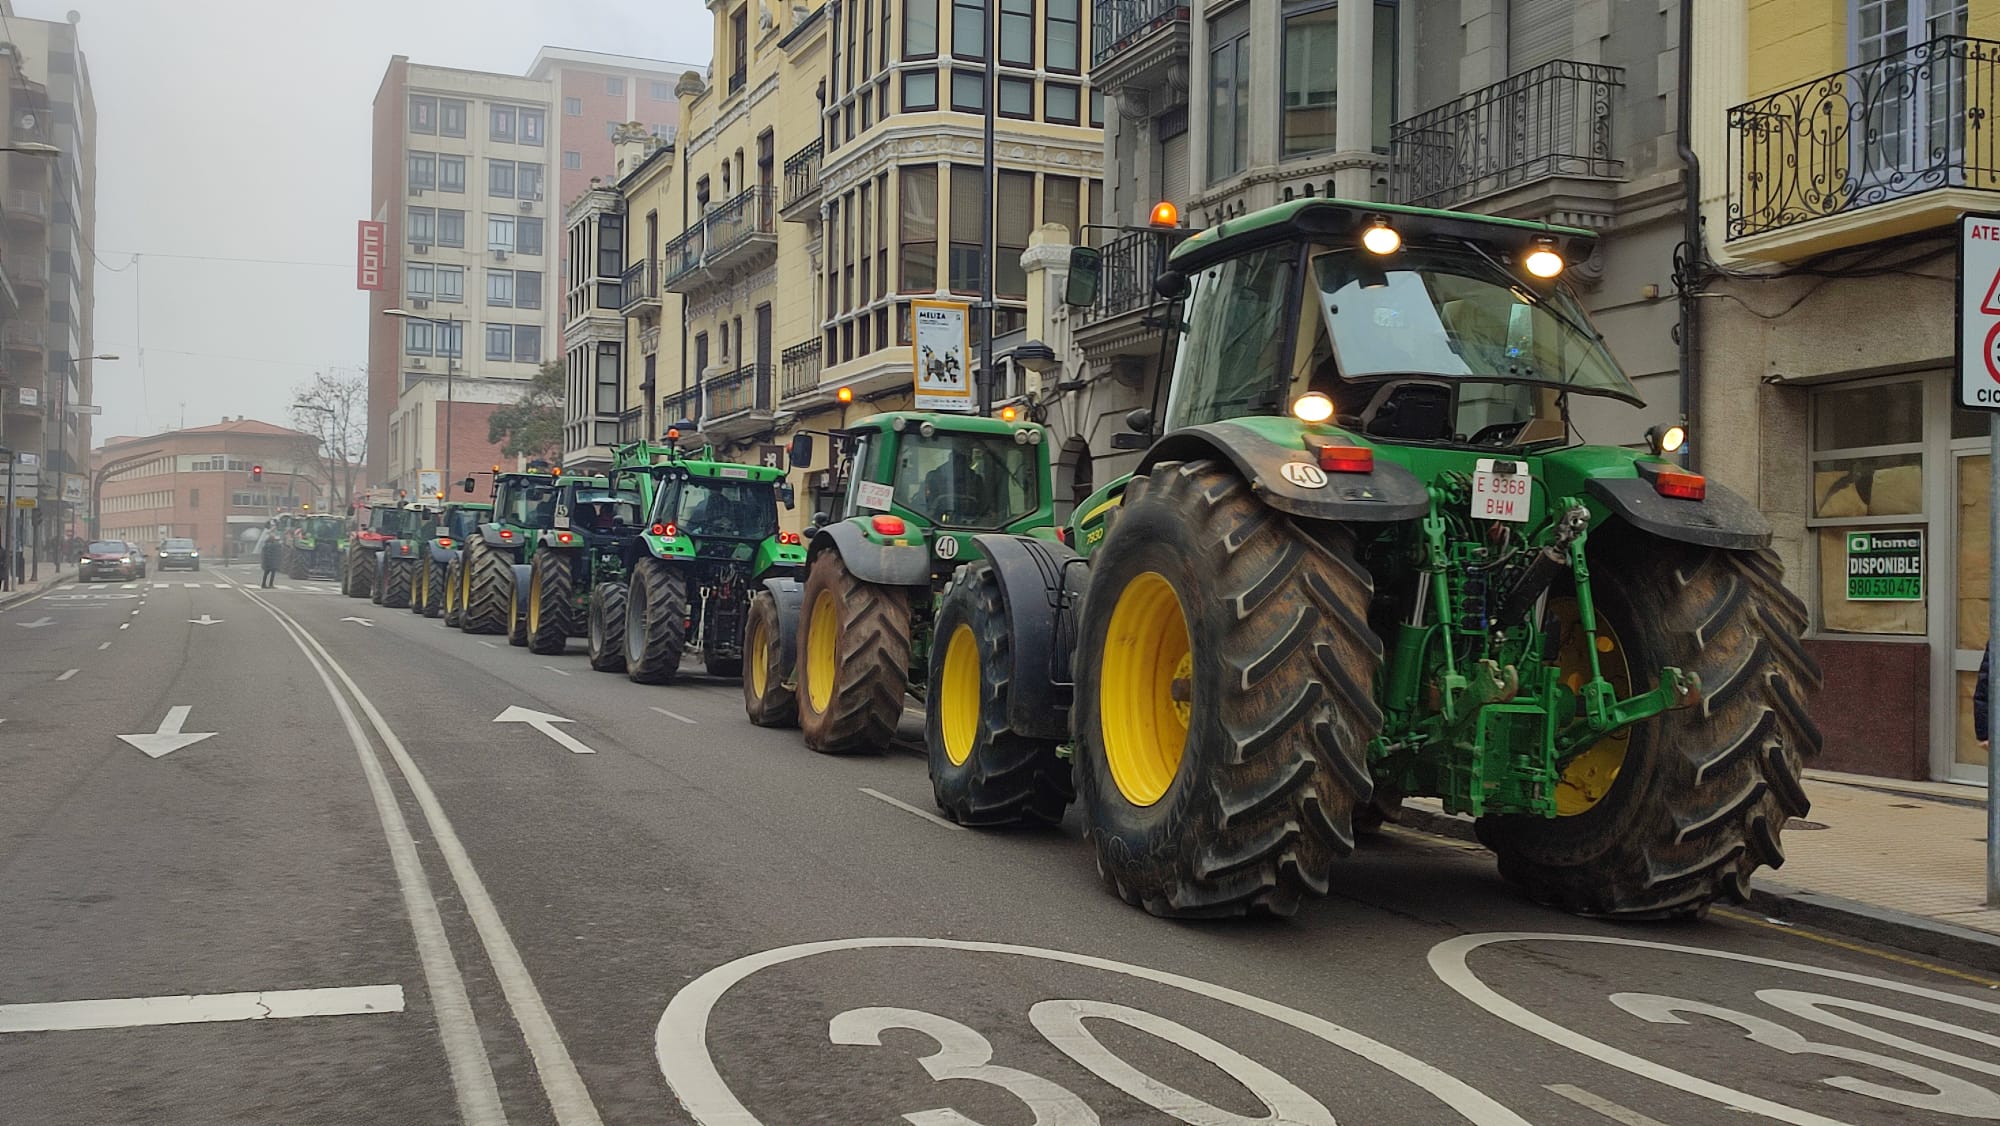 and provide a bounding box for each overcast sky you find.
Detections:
[17,0,712,446]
